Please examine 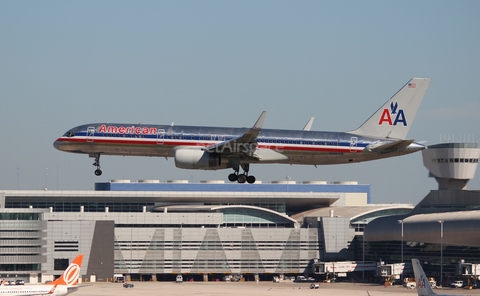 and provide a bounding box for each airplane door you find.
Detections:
[350,137,358,152]
[87,127,95,142]
[157,129,165,144]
